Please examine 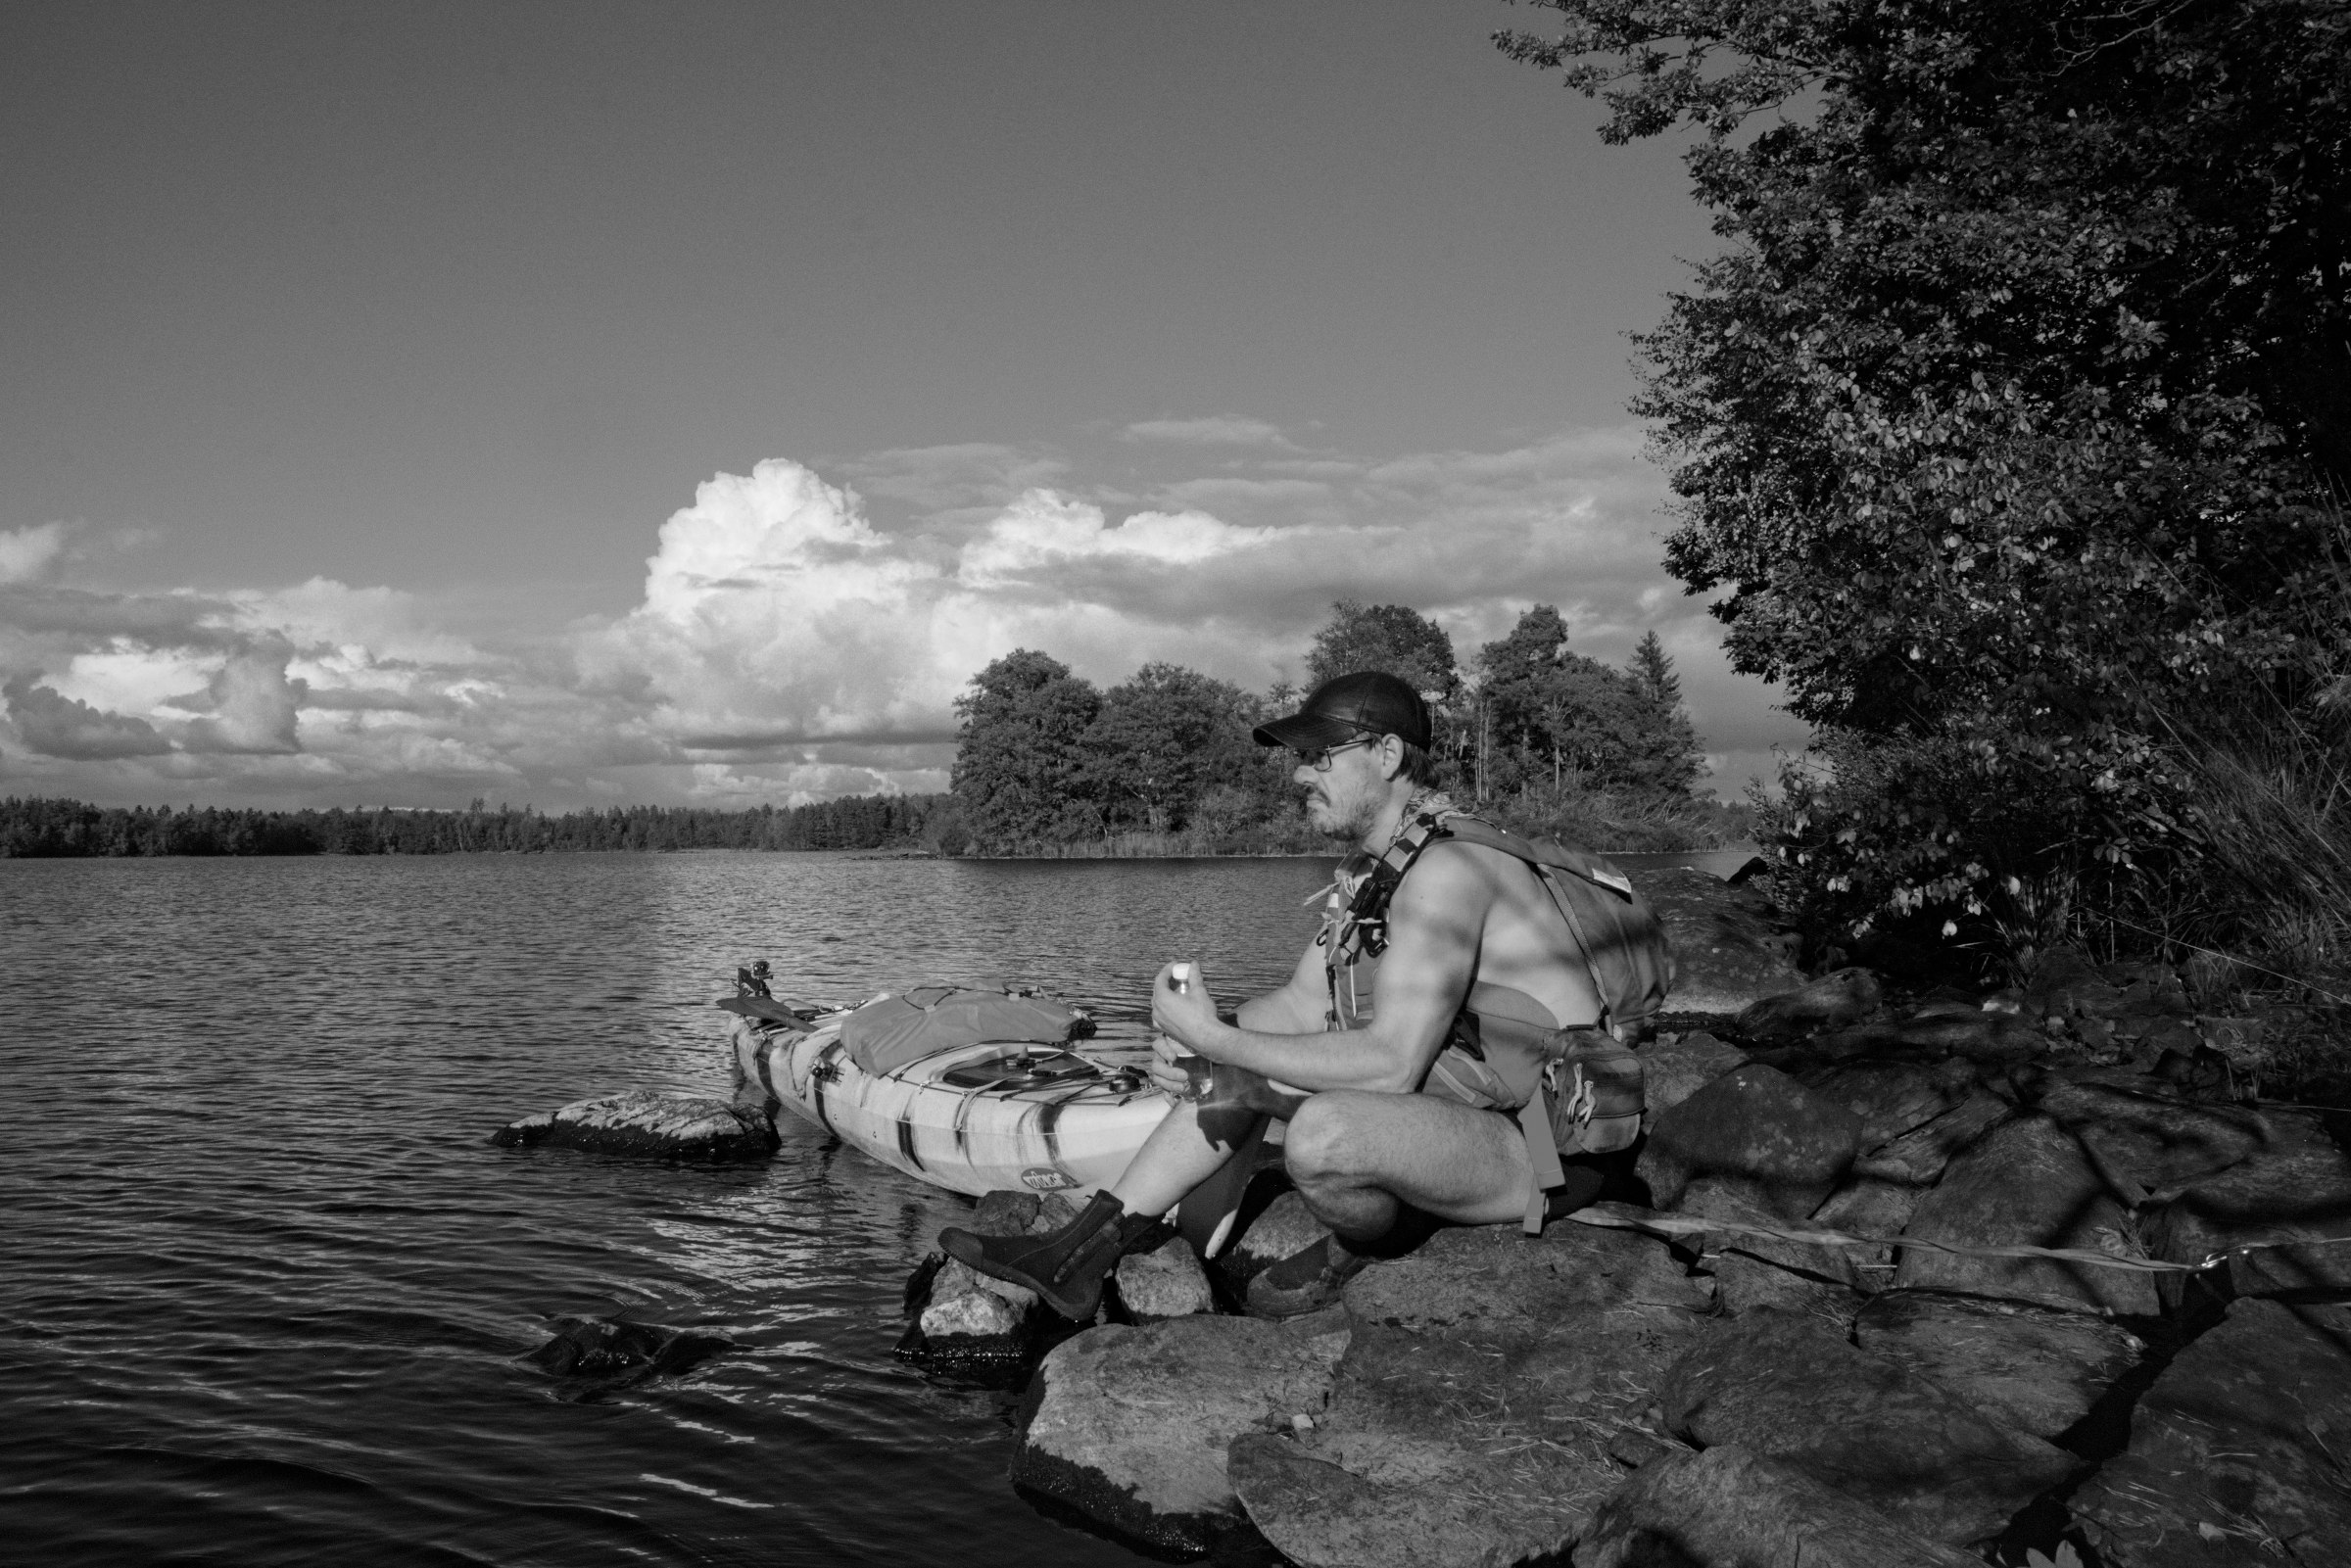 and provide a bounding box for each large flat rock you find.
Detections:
[1852,1089,2009,1187]
[2071,1299,2351,1566]
[1573,1445,1983,1568]
[1639,1063,1864,1217]
[2143,1109,2351,1305]
[1232,1280,1716,1568]
[1895,1113,2161,1316]
[1010,1313,1349,1557]
[1800,1057,1979,1148]
[1658,1307,2078,1544]
[2034,1078,2272,1194]
[1853,1289,2145,1442]
[1342,1215,1712,1334]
